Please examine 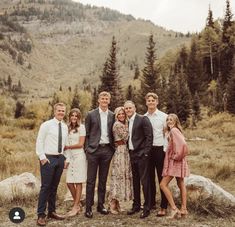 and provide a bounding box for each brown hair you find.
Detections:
[145,92,158,100]
[166,113,183,133]
[114,106,127,123]
[98,91,111,98]
[68,108,81,133]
